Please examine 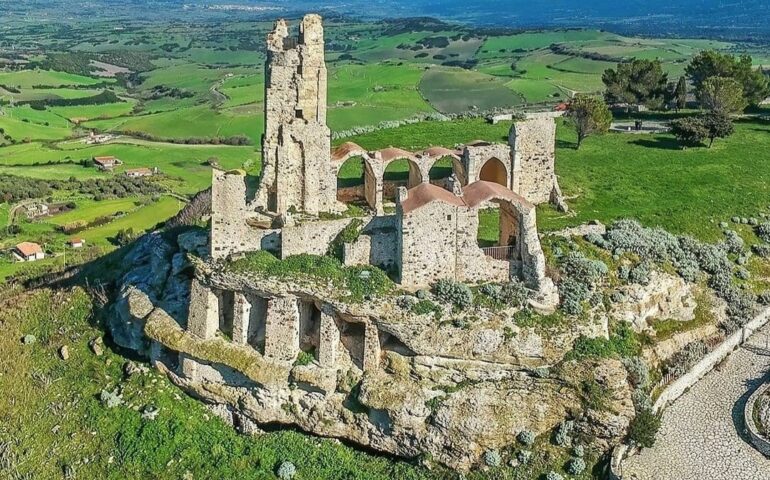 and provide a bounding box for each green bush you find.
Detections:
[568,322,641,360]
[433,279,473,310]
[411,300,442,319]
[628,408,661,448]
